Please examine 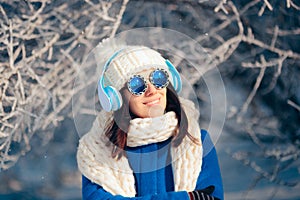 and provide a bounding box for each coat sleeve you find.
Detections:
[195,129,224,200]
[82,175,190,200]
